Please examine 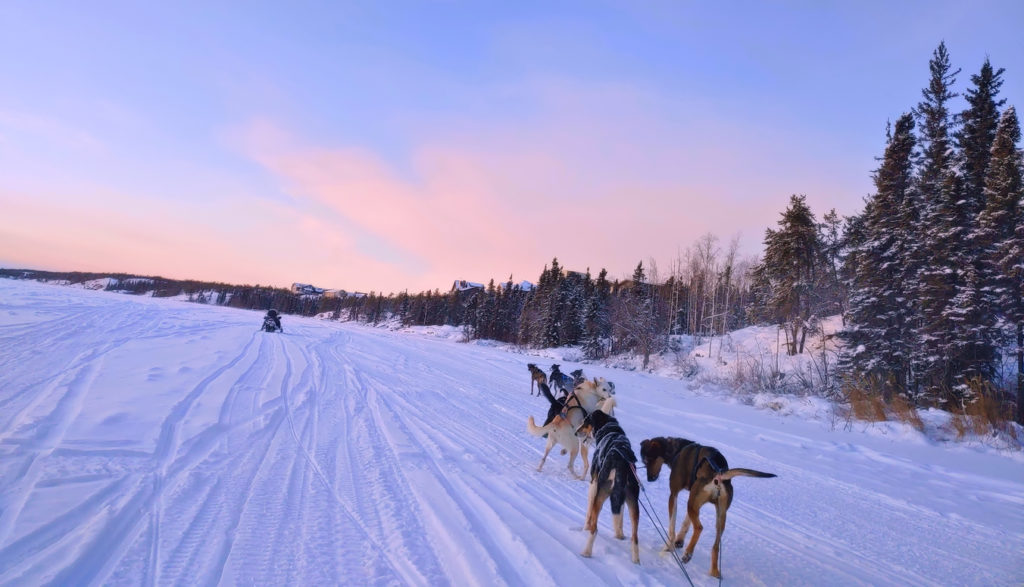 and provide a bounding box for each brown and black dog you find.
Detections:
[527,363,547,396]
[639,437,775,578]
[575,409,640,564]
